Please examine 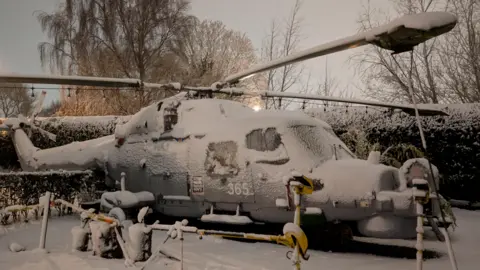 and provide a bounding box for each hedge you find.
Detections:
[0,170,108,208]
